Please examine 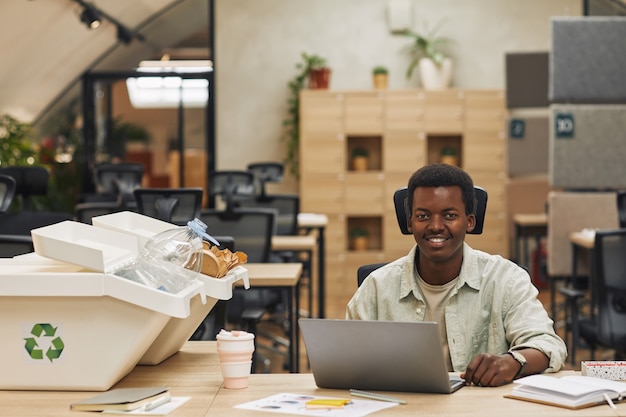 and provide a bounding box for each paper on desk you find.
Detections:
[102,396,190,415]
[234,393,397,416]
